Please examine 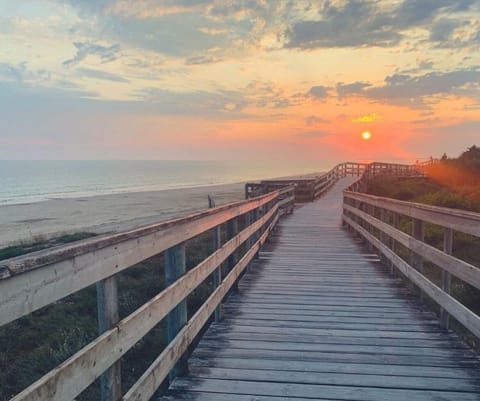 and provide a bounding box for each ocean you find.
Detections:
[0,160,333,205]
